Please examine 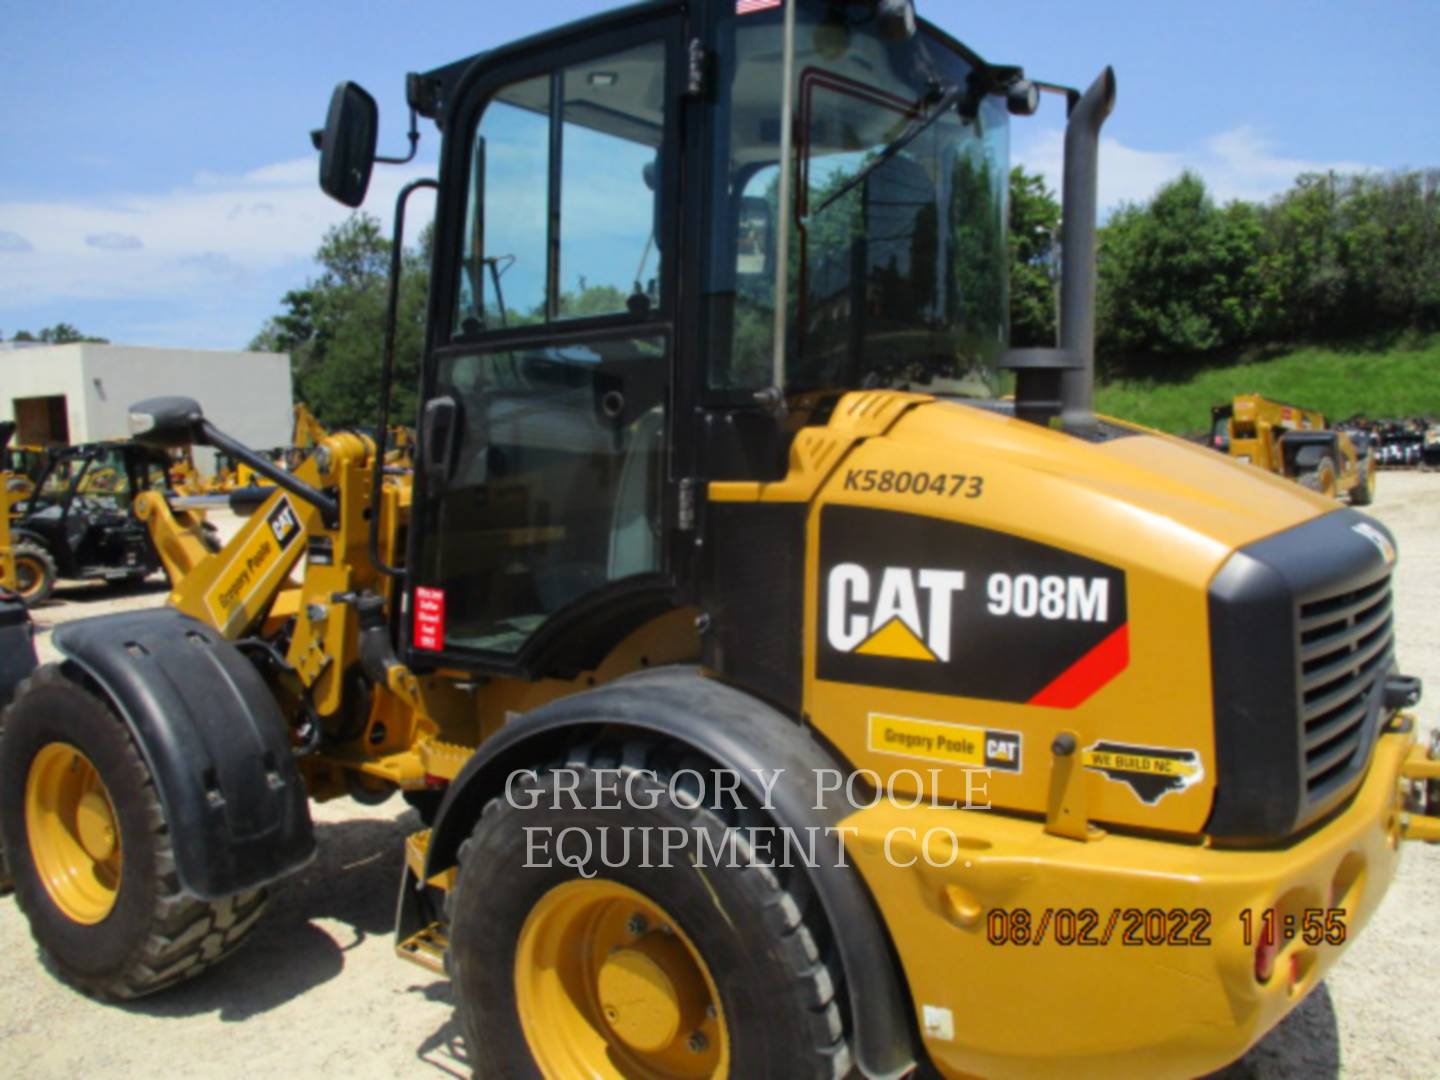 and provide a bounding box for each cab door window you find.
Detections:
[420,334,667,655]
[423,32,673,662]
[454,41,669,335]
